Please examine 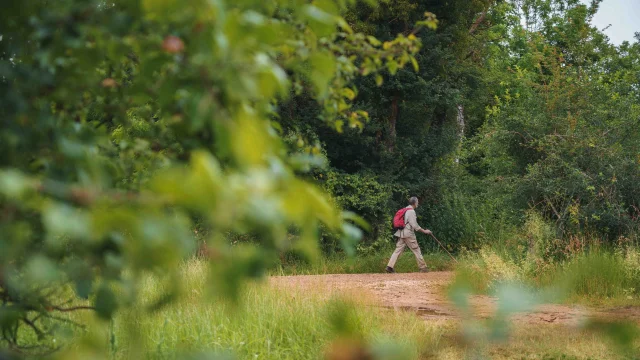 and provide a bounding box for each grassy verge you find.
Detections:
[454,246,640,306]
[107,260,446,359]
[22,258,640,359]
[272,248,455,276]
[480,325,632,360]
[96,260,640,359]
